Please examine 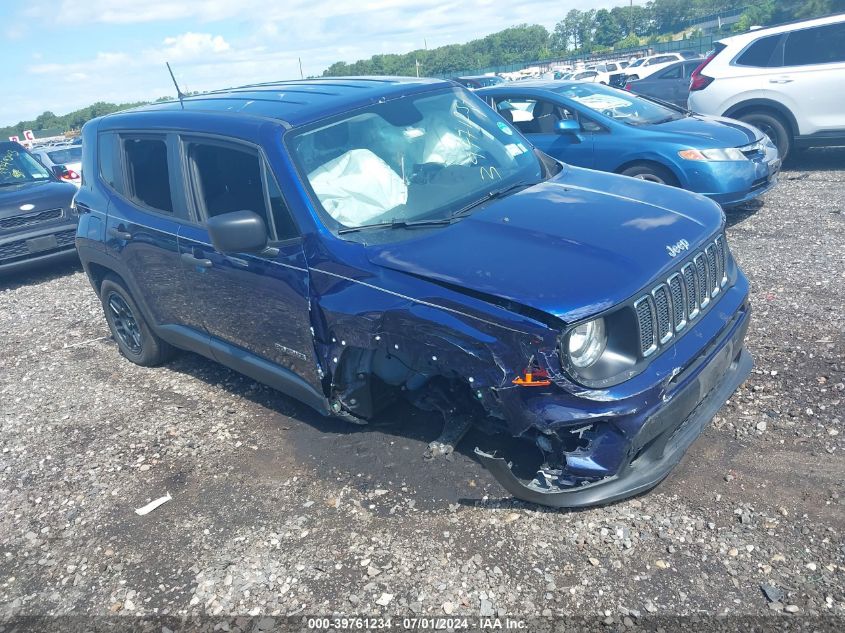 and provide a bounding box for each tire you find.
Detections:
[737,110,791,160]
[620,163,678,186]
[100,275,174,366]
